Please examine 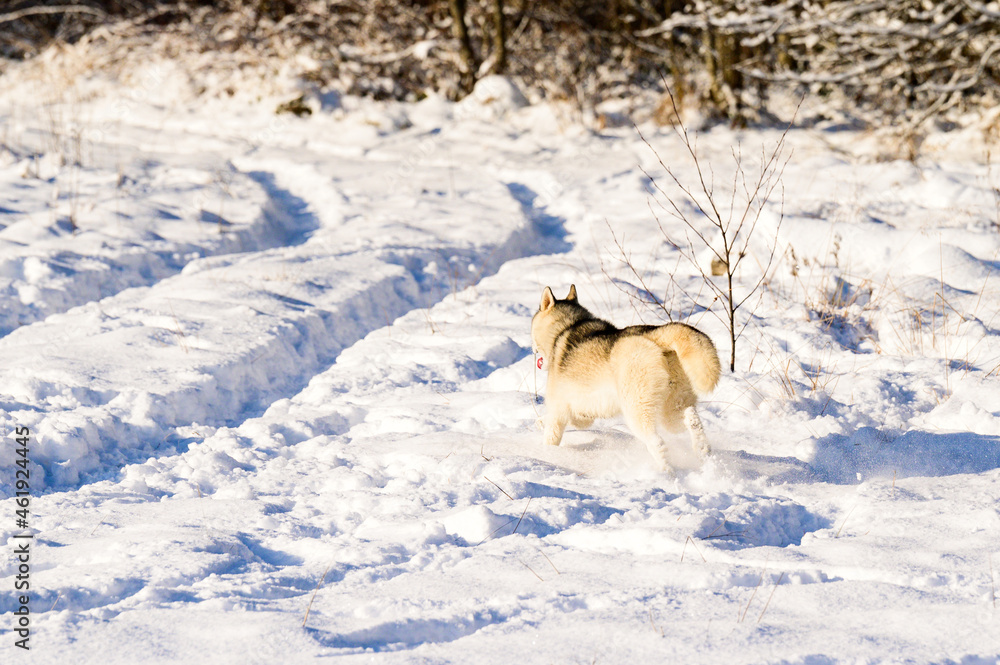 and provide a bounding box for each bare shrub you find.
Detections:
[624,90,793,373]
[5,0,999,132]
